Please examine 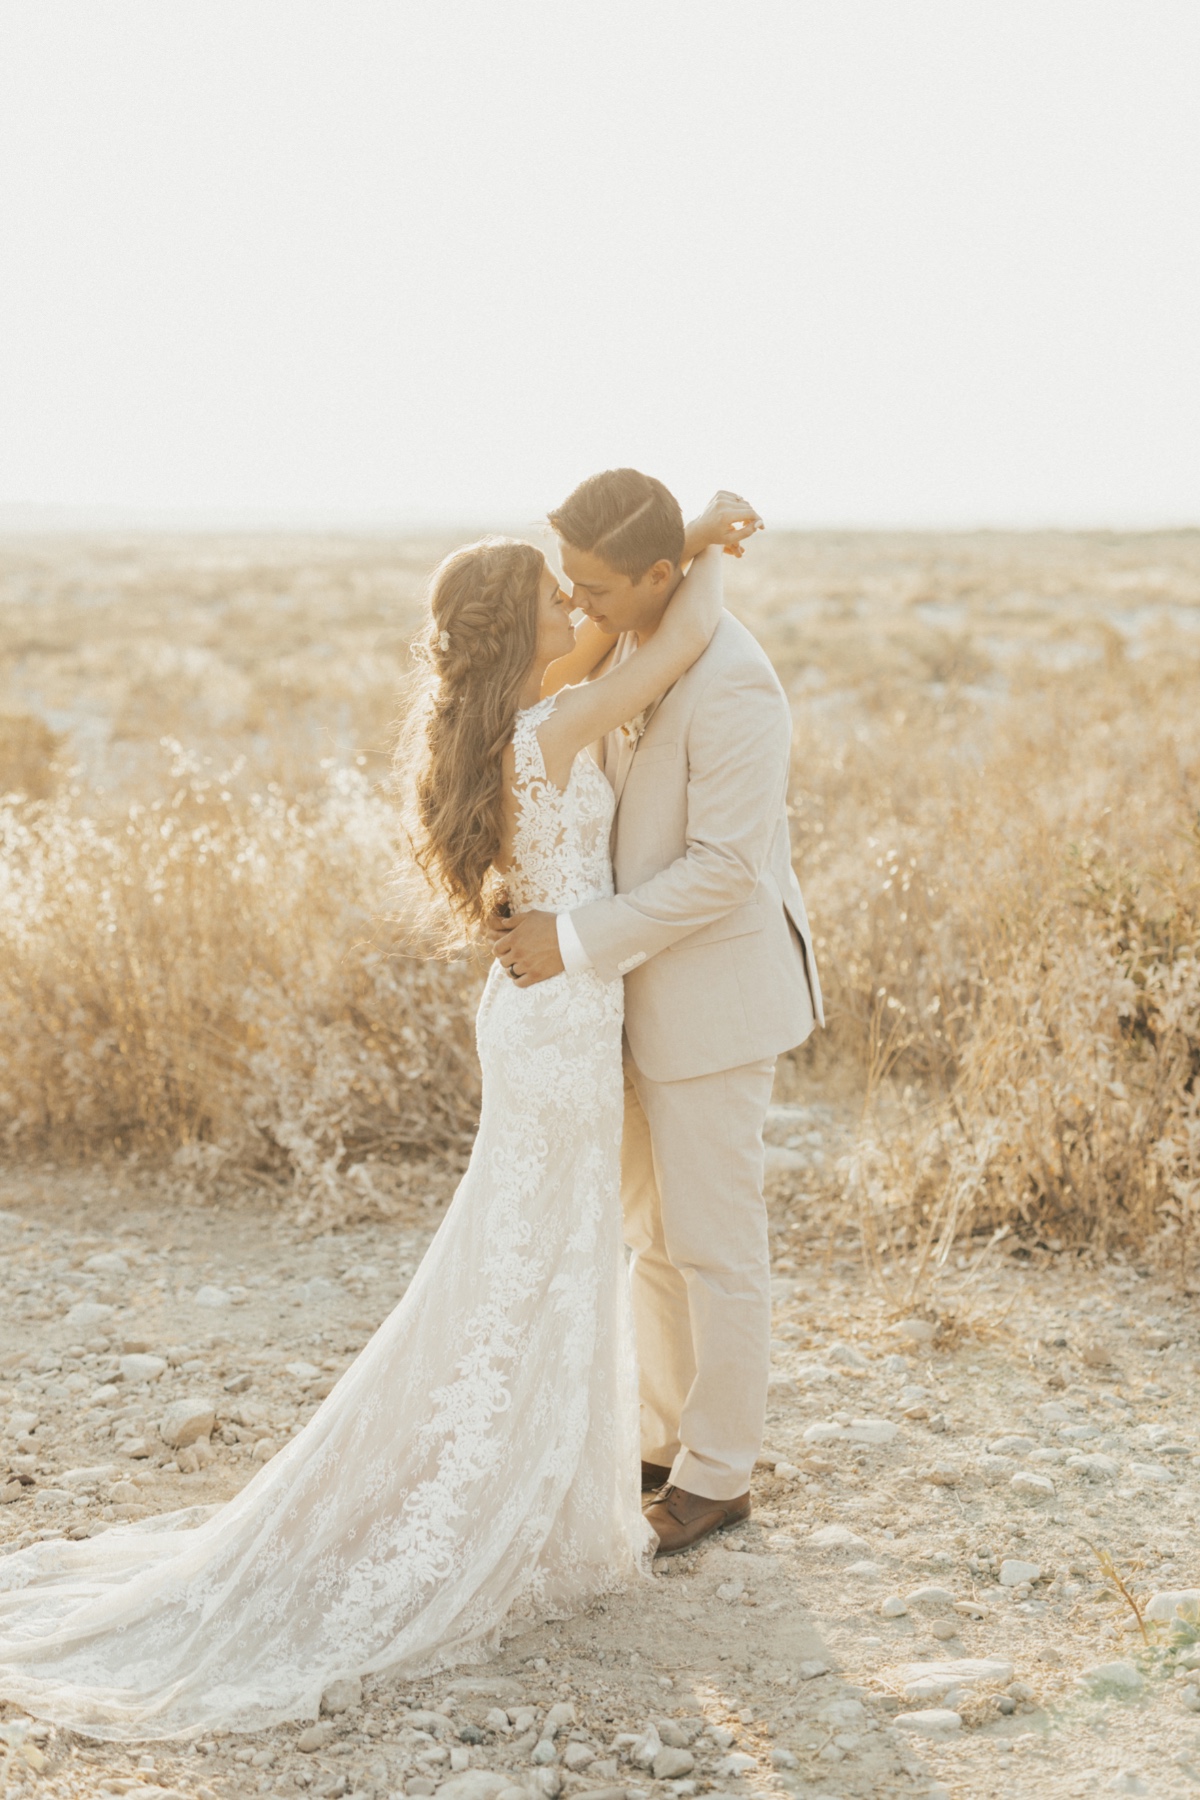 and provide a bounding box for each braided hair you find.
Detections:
[400,537,543,936]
